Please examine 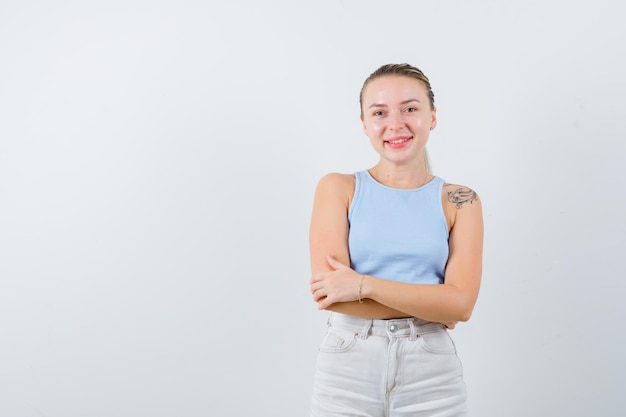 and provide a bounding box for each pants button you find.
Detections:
[389,325,397,332]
